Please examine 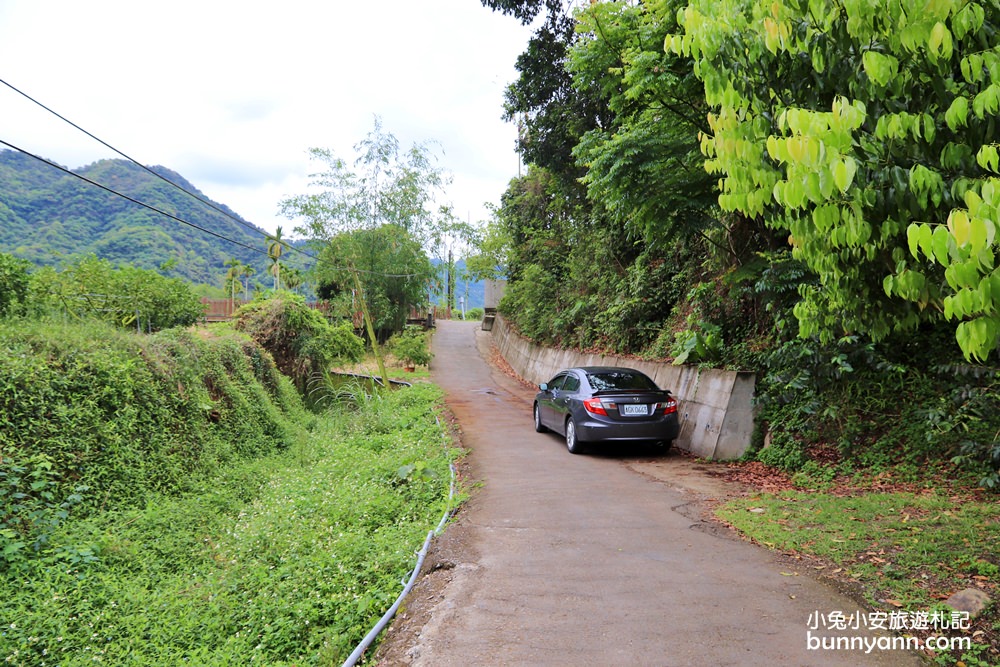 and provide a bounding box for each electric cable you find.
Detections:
[0,77,280,246]
[0,138,266,257]
[0,78,424,278]
[0,139,423,278]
